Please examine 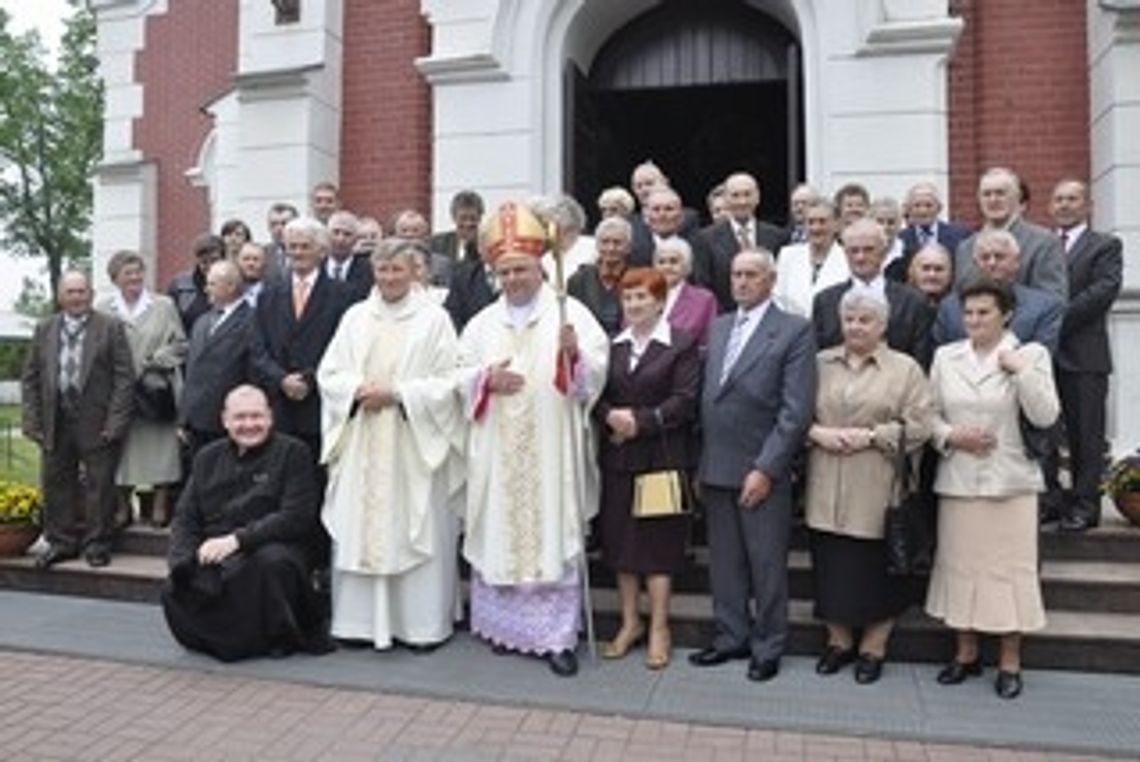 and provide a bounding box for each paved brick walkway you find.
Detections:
[0,651,1122,762]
